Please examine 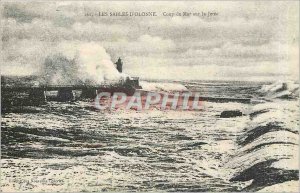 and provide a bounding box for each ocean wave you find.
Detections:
[257,180,299,192]
[225,99,299,191]
[139,81,188,92]
[258,80,299,99]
